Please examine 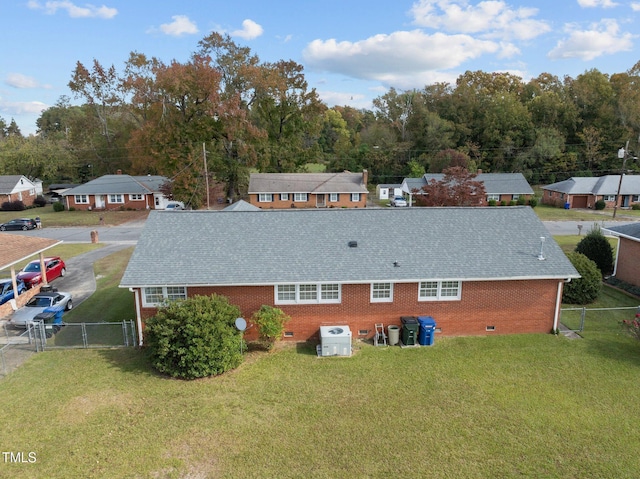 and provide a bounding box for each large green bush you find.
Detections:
[251,305,291,349]
[144,294,244,379]
[562,252,602,305]
[575,225,614,277]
